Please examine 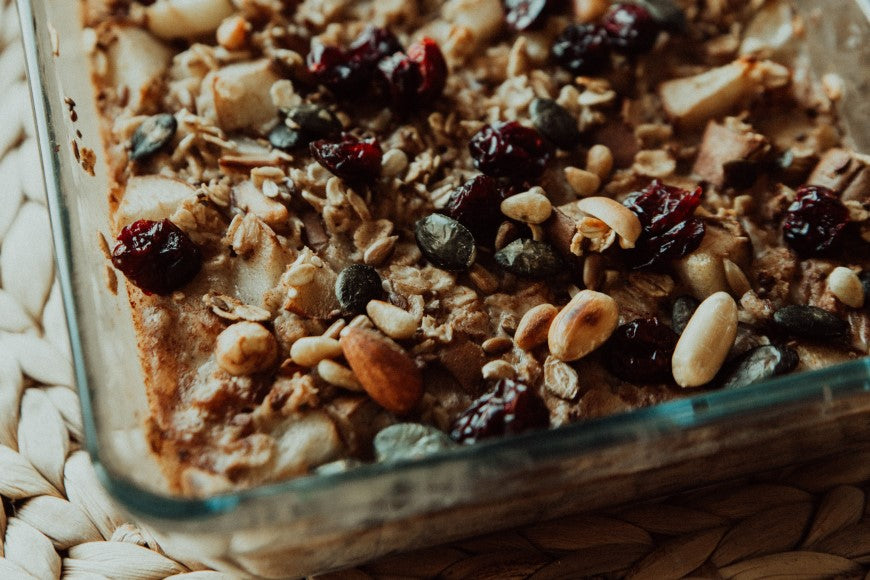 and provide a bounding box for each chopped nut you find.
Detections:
[723,259,751,297]
[481,360,515,380]
[500,187,553,224]
[543,356,579,400]
[381,149,409,177]
[317,359,363,391]
[827,267,864,308]
[216,15,250,51]
[215,321,278,376]
[576,196,642,249]
[633,149,676,178]
[564,167,601,197]
[586,144,614,180]
[290,336,342,367]
[366,300,418,340]
[363,235,398,267]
